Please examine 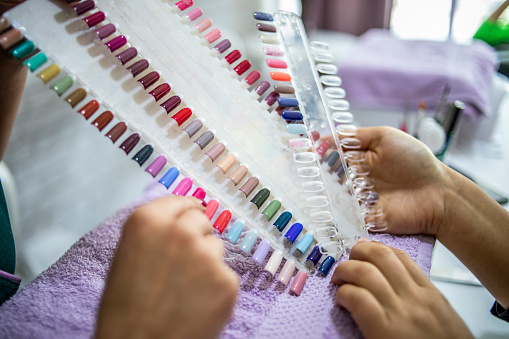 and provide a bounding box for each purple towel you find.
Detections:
[338,29,498,120]
[0,182,434,338]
